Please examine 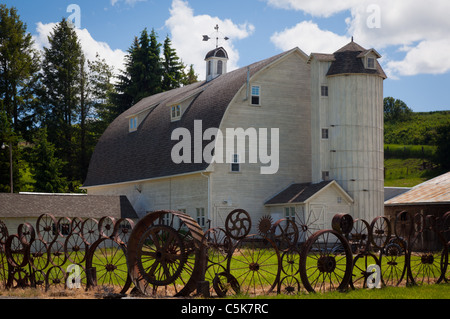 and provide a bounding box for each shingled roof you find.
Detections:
[326,41,387,78]
[0,193,138,219]
[265,181,333,205]
[83,49,296,188]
